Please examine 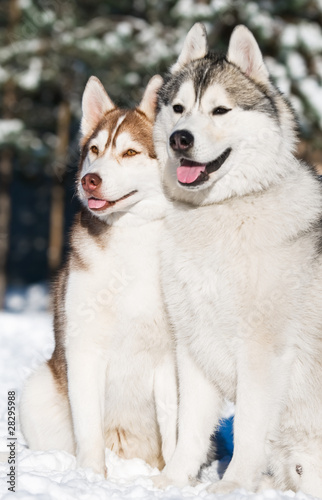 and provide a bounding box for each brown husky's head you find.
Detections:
[78,75,165,223]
